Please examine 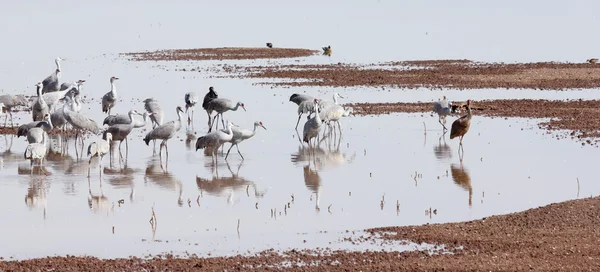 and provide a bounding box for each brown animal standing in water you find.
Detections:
[587,58,598,64]
[450,99,472,145]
